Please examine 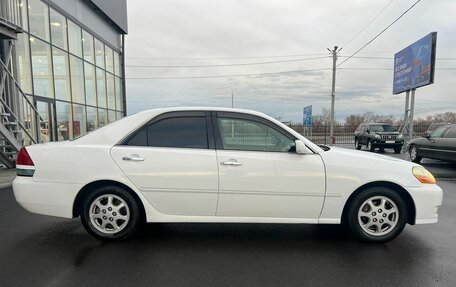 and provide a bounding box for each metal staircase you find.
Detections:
[0,3,42,168]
